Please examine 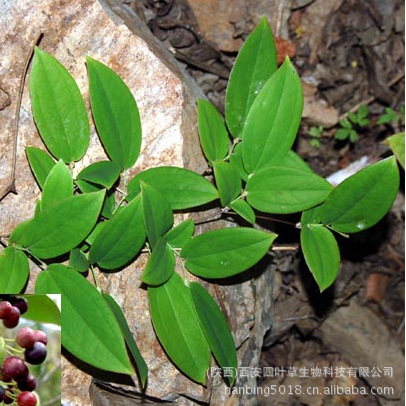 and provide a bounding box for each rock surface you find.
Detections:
[1,0,275,405]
